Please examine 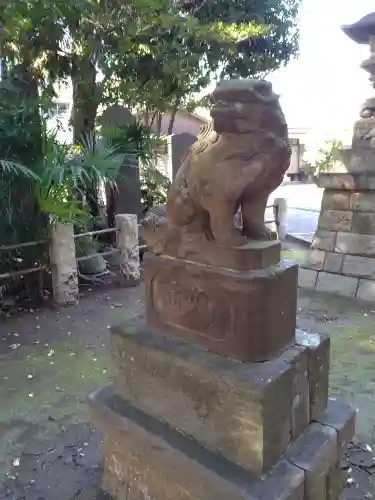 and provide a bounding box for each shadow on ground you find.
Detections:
[1,255,375,499]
